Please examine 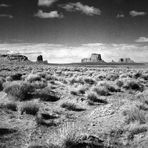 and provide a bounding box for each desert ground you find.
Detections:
[1,62,148,148]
